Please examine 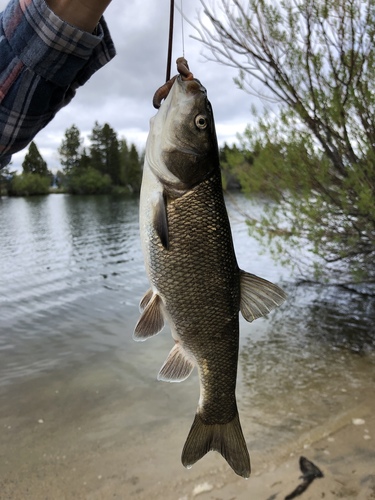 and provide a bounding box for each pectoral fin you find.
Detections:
[154,193,169,249]
[240,271,287,322]
[133,293,165,340]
